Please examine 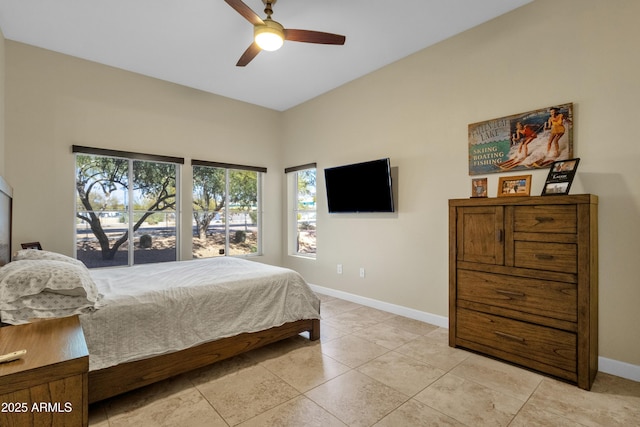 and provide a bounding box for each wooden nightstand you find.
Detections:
[0,316,89,426]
